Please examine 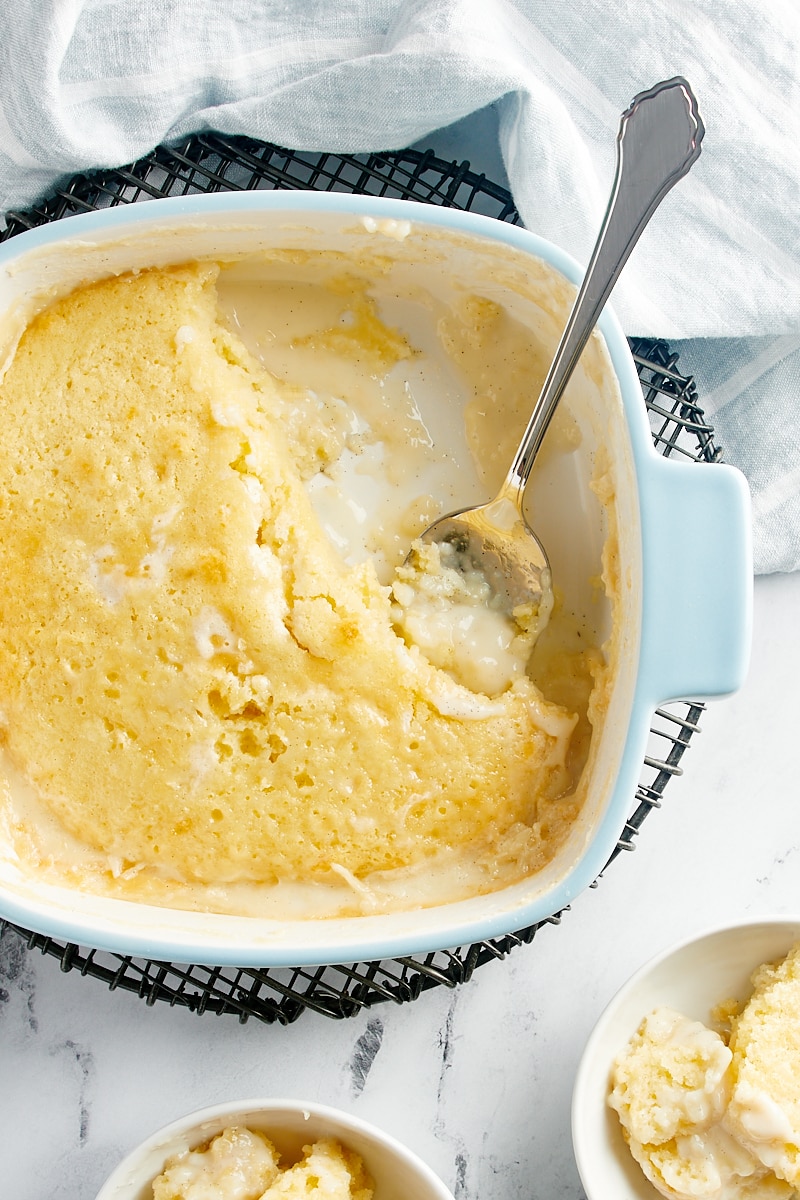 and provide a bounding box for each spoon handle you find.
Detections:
[504,76,704,497]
